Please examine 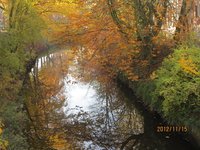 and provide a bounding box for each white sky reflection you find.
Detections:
[63,75,97,113]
